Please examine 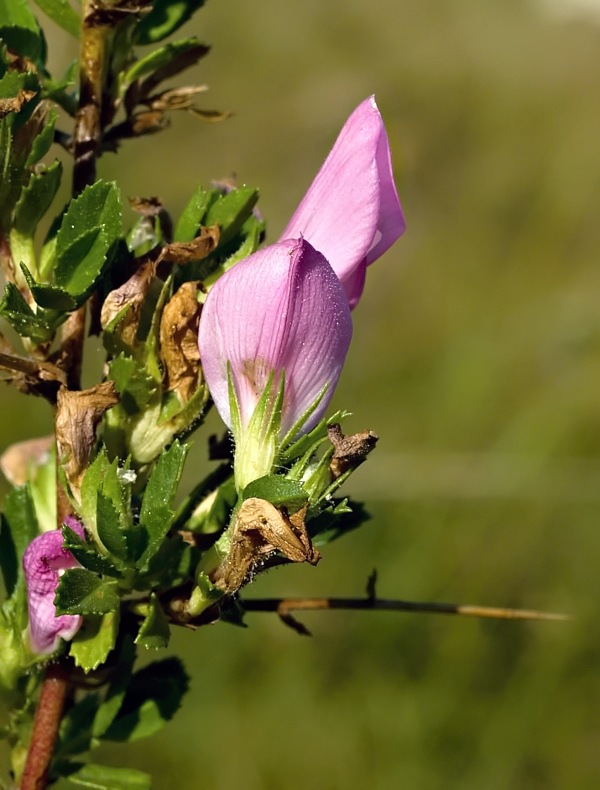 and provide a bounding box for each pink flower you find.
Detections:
[280,95,406,309]
[23,517,85,654]
[199,238,352,488]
